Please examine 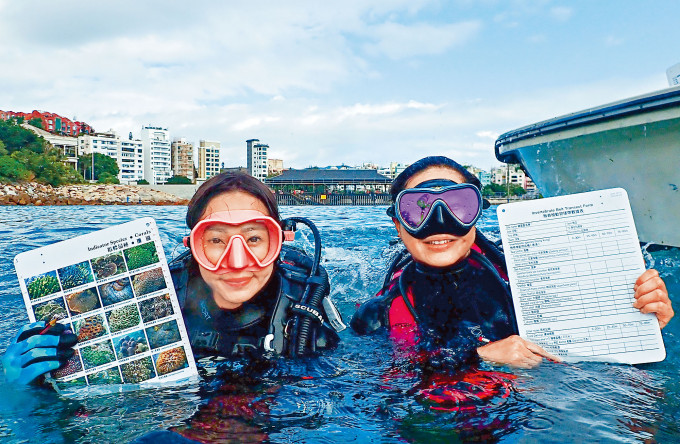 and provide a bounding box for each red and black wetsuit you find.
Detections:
[351,245,518,371]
